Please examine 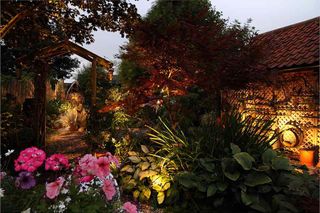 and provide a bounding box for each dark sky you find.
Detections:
[69,0,319,81]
